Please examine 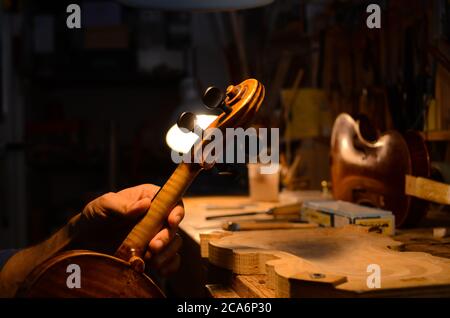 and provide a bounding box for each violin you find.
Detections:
[330,113,430,228]
[17,79,265,297]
